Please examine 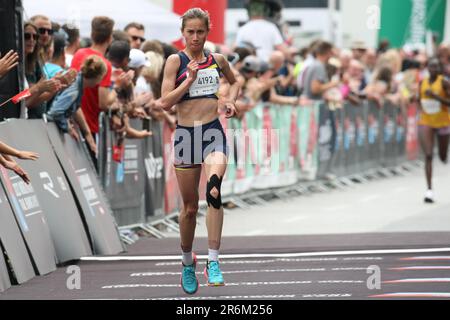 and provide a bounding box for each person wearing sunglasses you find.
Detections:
[23,22,63,119]
[30,15,54,62]
[124,22,146,50]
